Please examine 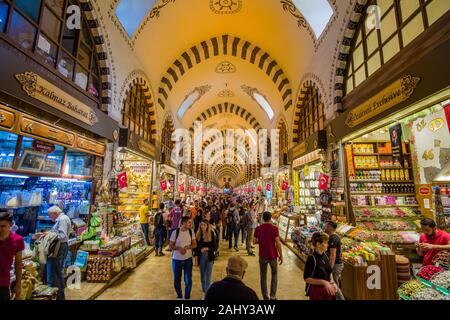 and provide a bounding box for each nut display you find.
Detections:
[397,280,425,297]
[411,288,447,300]
[87,256,113,282]
[430,271,450,289]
